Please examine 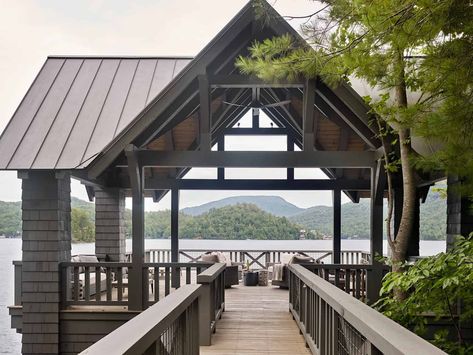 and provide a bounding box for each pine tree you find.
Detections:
[237,0,473,274]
